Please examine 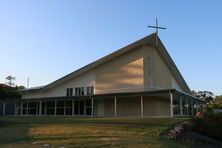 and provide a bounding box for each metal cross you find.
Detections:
[148,18,166,36]
[148,18,166,46]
